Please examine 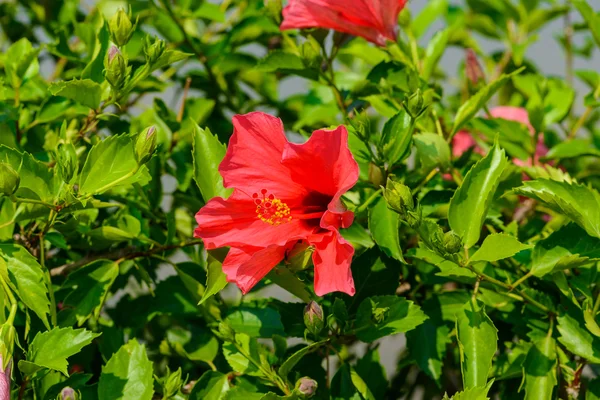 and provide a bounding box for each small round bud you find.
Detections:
[144,36,166,65]
[109,8,135,47]
[443,231,463,254]
[217,322,236,342]
[406,89,425,119]
[60,387,79,400]
[163,367,183,398]
[300,36,321,68]
[0,324,15,372]
[304,301,324,336]
[368,163,384,187]
[134,126,157,165]
[383,178,414,216]
[104,46,128,89]
[0,163,20,197]
[295,377,318,398]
